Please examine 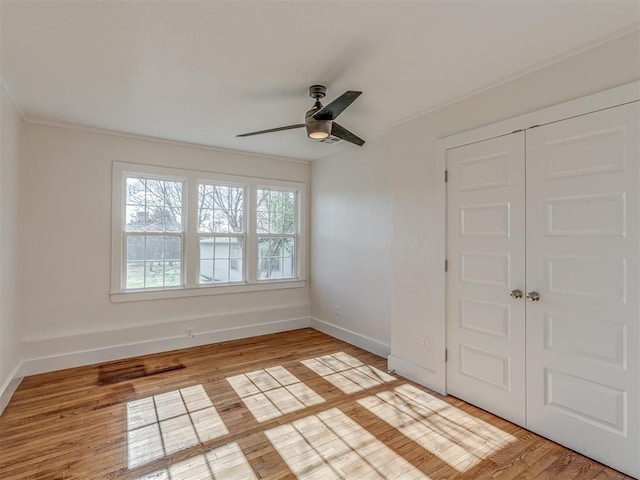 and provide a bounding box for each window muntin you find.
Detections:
[257,188,296,280]
[198,184,245,285]
[124,177,184,290]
